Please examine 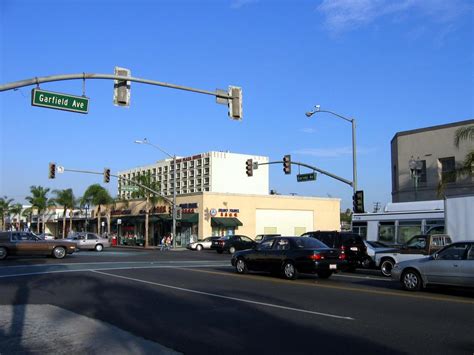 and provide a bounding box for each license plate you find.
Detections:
[350,247,358,251]
[329,264,337,270]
